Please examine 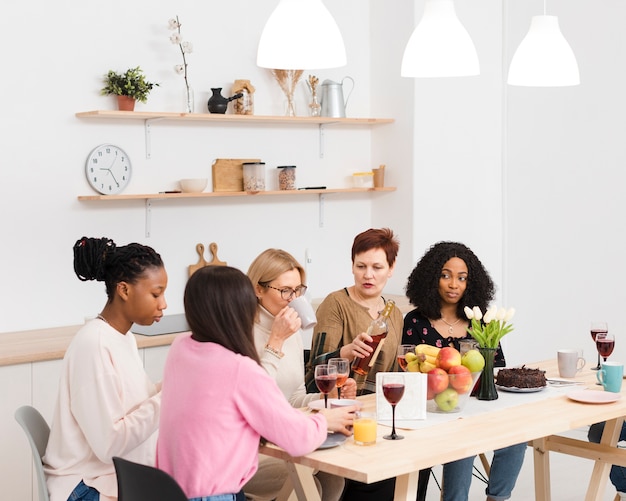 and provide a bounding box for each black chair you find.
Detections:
[113,456,187,501]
